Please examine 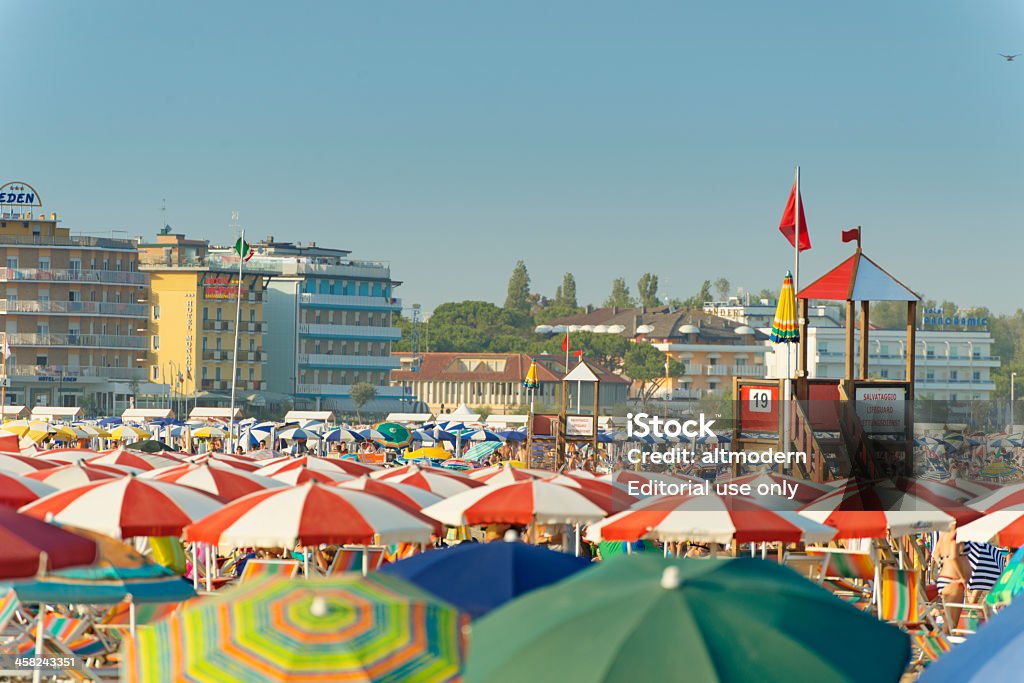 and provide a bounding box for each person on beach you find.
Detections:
[934,528,971,631]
